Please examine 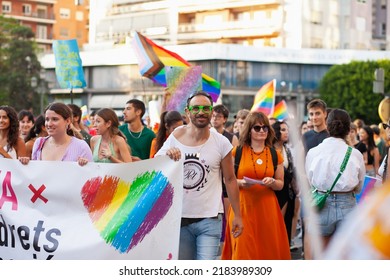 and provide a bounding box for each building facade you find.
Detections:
[89,0,390,50]
[1,0,89,52]
[52,0,89,49]
[1,0,56,52]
